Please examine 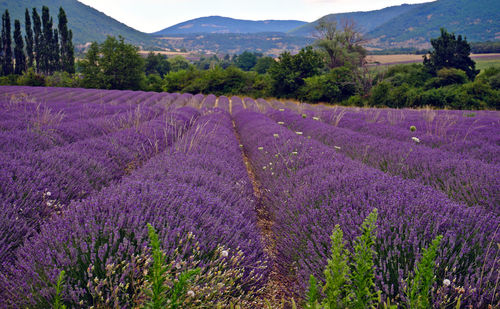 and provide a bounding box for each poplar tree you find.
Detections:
[1,9,13,76]
[40,6,53,74]
[32,8,42,73]
[58,7,74,73]
[13,19,26,74]
[25,8,34,68]
[52,28,60,71]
